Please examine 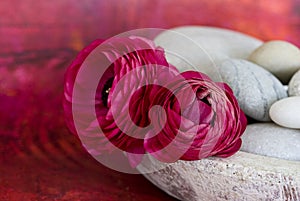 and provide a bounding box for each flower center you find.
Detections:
[101,77,114,107]
[196,87,211,106]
